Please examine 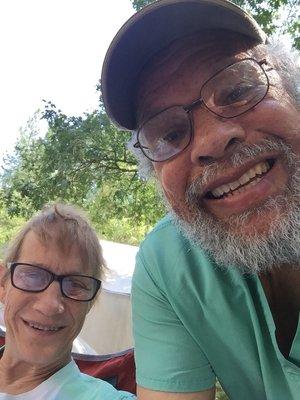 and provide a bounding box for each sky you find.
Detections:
[0,0,134,166]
